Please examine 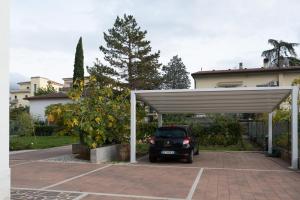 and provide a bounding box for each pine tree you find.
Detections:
[100,14,161,90]
[73,37,84,86]
[162,55,191,89]
[87,58,119,87]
